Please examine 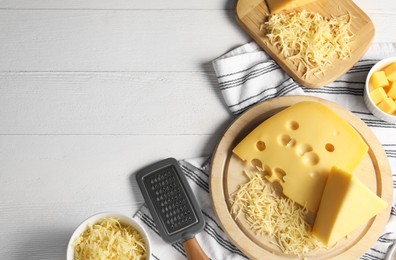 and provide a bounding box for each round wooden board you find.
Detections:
[210,96,393,259]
